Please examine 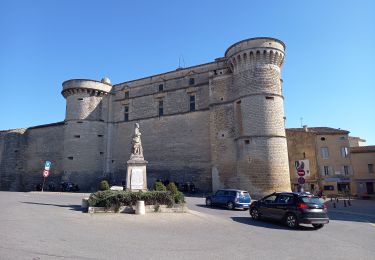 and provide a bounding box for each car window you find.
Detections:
[276,195,294,204]
[241,191,250,197]
[264,195,277,203]
[224,191,230,196]
[301,196,323,205]
[230,191,237,196]
[216,190,225,196]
